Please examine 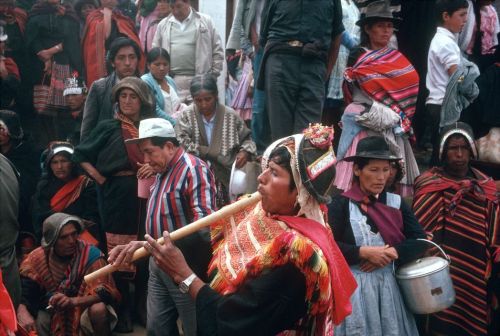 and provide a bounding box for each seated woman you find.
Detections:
[73,76,156,332]
[175,74,257,206]
[328,136,427,336]
[32,141,100,244]
[334,1,420,196]
[141,47,183,124]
